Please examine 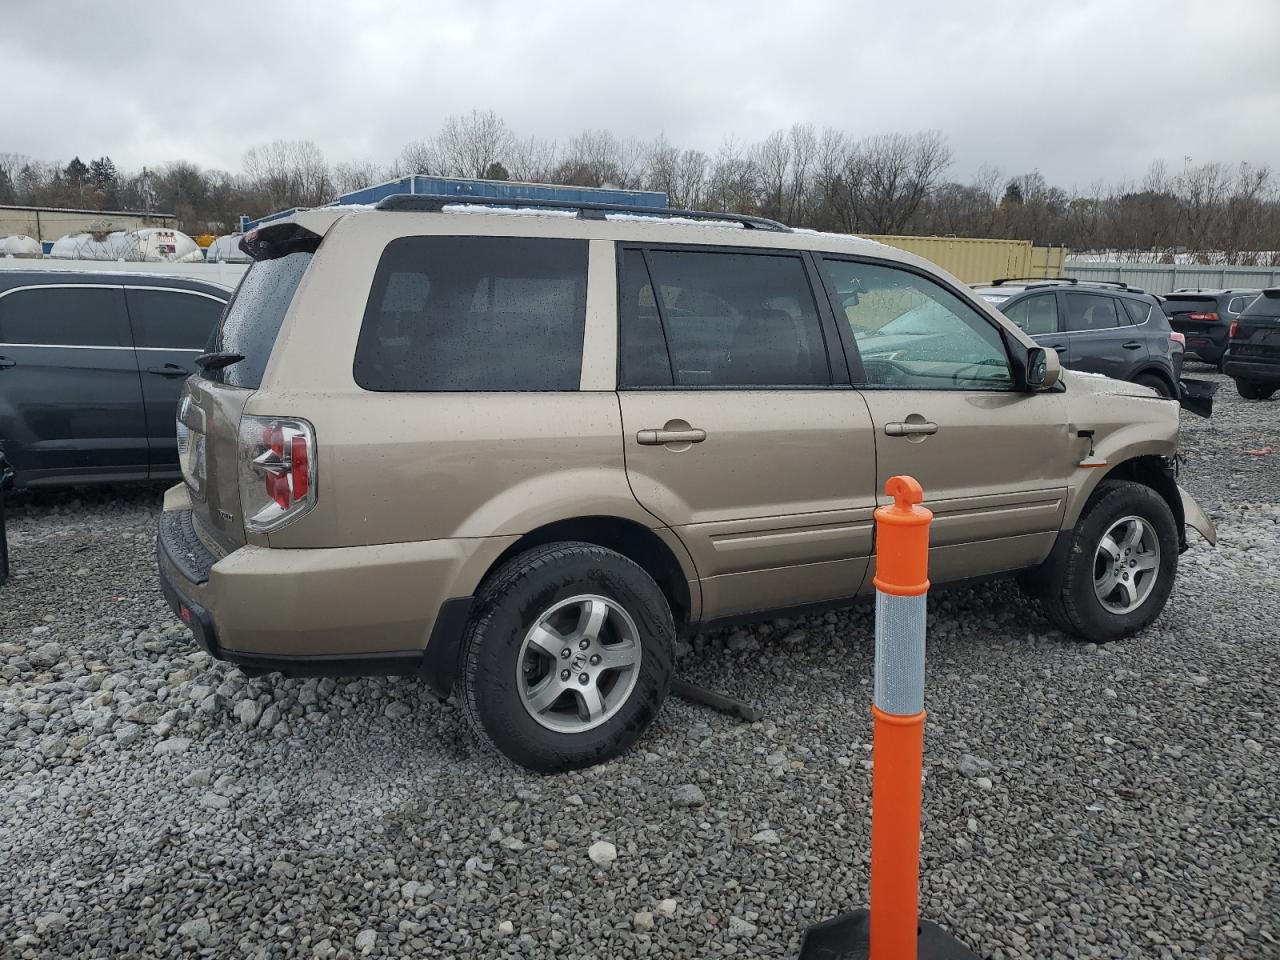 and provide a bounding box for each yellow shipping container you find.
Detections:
[867,234,1066,284]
